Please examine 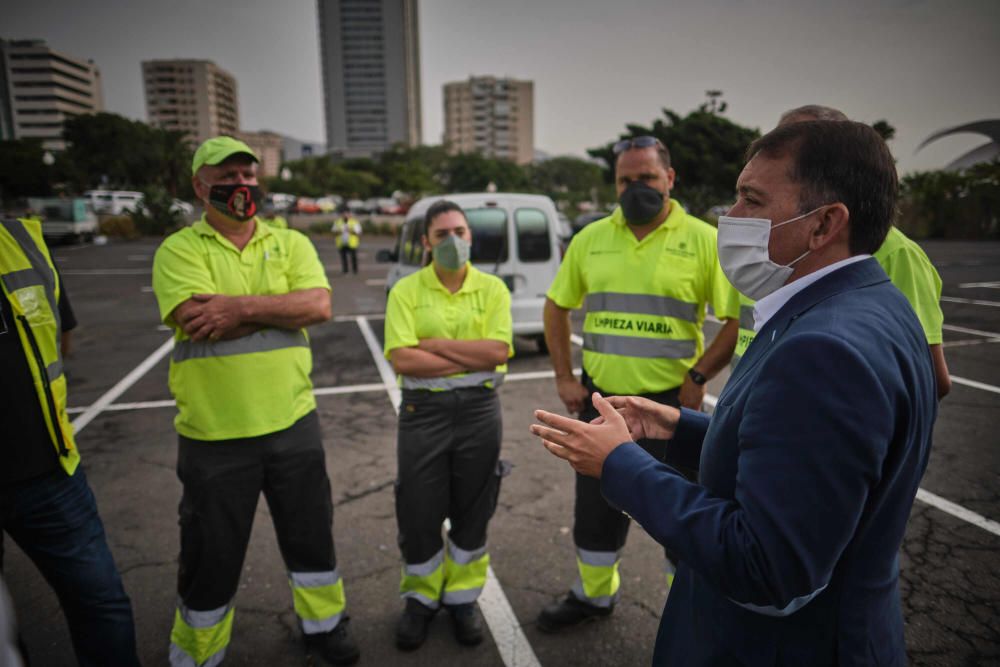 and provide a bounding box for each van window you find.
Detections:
[400,221,424,266]
[466,208,508,263]
[515,208,551,262]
